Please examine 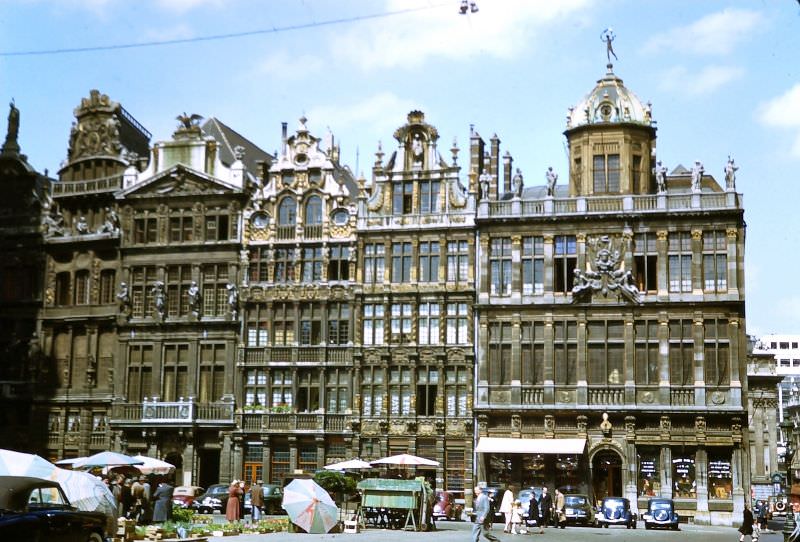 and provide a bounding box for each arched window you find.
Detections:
[304,196,323,239]
[277,198,296,240]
